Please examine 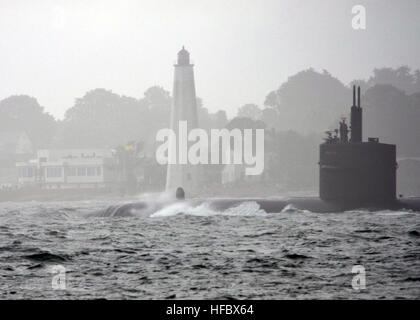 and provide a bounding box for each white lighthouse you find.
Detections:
[166,47,200,194]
